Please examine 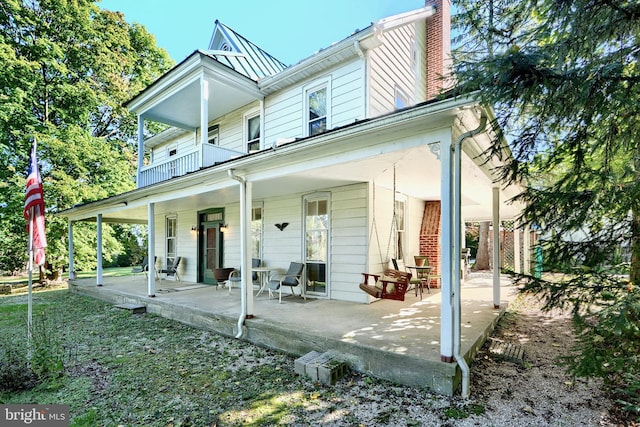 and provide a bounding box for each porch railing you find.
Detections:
[138,145,244,187]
